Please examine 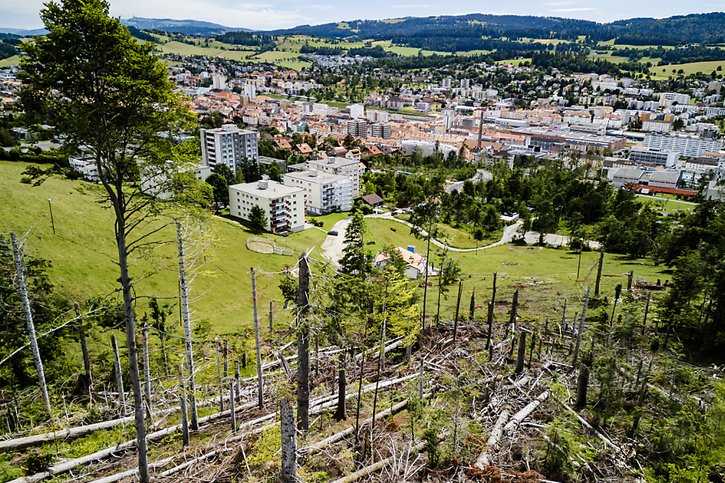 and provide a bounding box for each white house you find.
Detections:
[229,179,305,233]
[373,247,436,280]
